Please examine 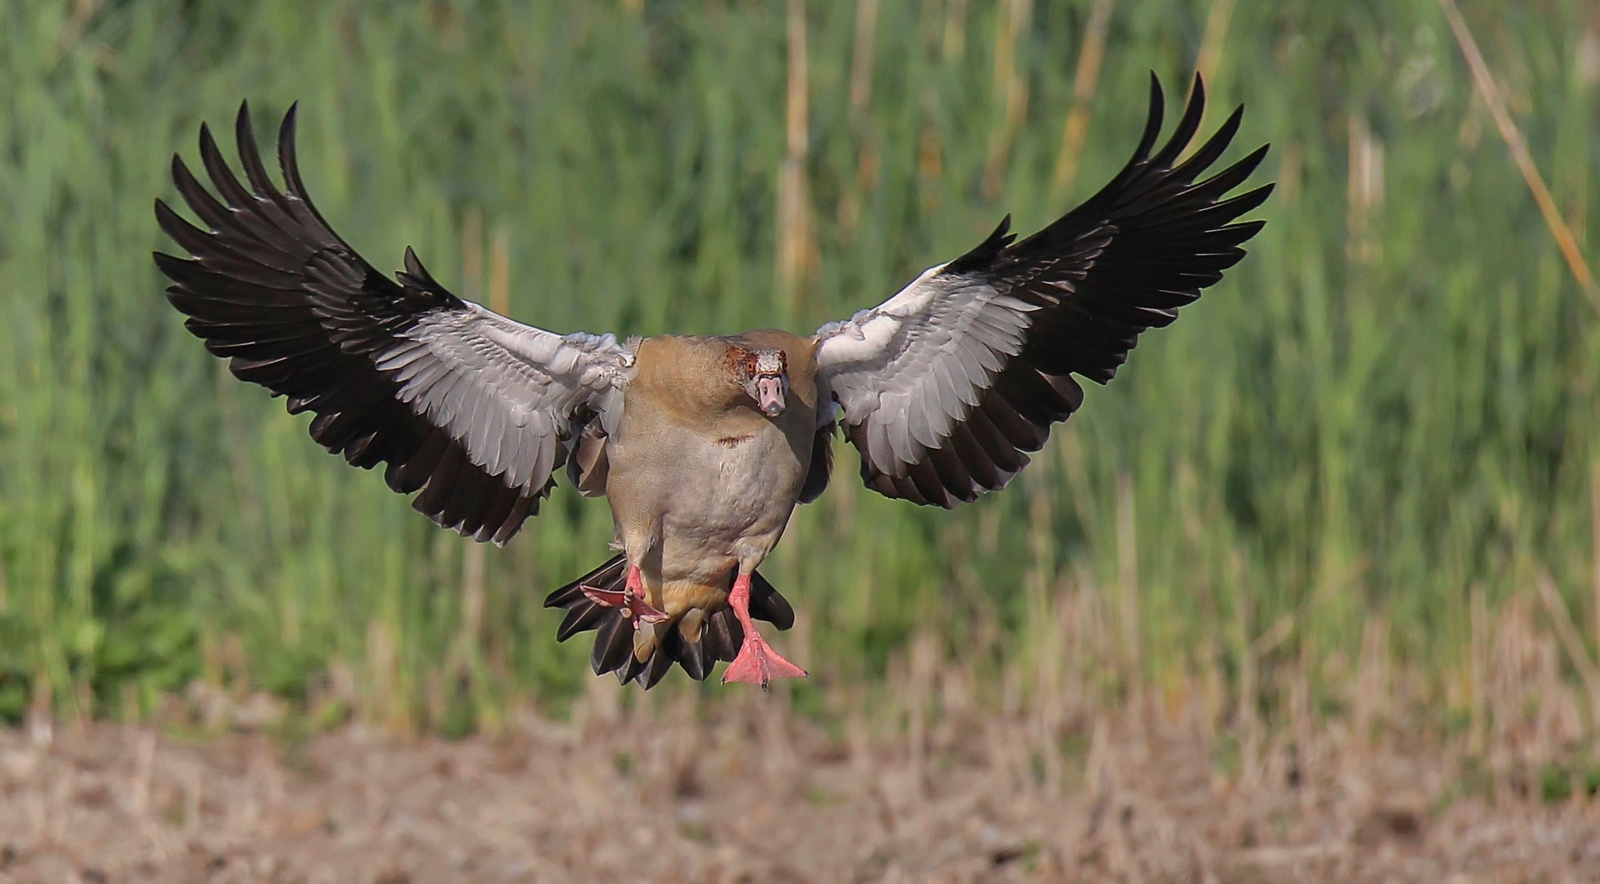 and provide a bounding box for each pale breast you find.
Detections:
[605,334,818,585]
[609,416,808,583]
[661,421,806,541]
